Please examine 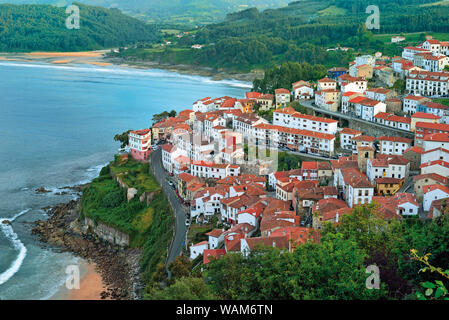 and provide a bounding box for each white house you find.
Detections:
[377,136,413,156]
[420,160,449,178]
[205,229,225,249]
[423,184,449,211]
[354,98,386,122]
[189,241,209,259]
